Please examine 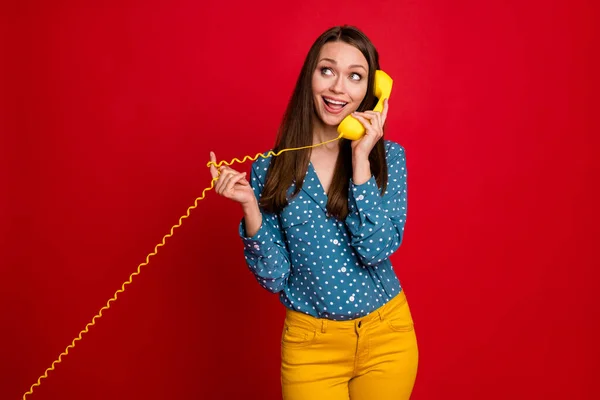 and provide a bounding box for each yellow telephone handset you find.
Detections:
[337,69,393,141]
